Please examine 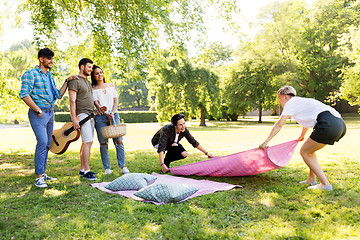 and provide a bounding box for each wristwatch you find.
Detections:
[36,109,42,115]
